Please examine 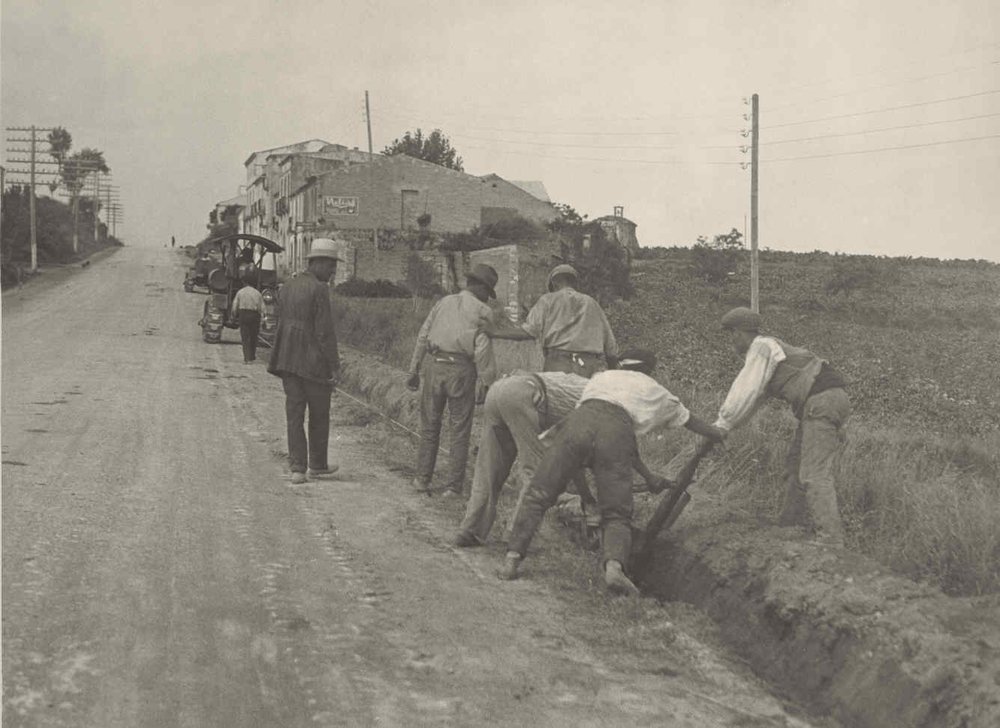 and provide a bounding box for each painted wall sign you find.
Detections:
[324,196,359,215]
